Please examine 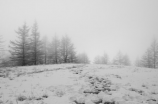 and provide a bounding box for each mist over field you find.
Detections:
[0,0,158,104]
[0,0,158,65]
